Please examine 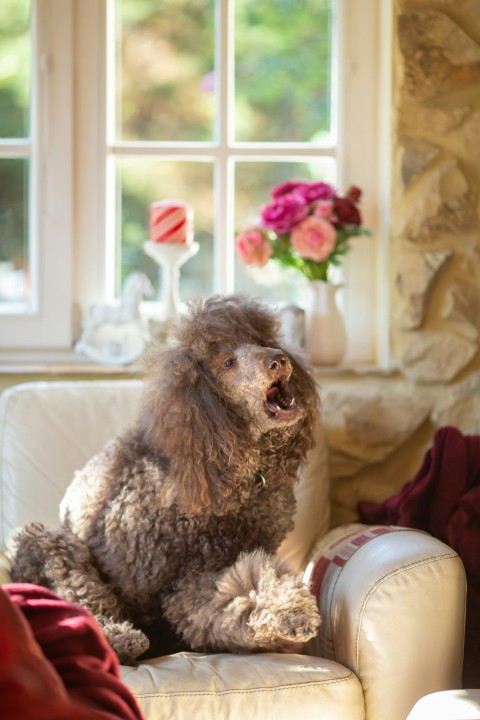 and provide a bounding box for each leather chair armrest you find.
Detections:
[304,523,466,720]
